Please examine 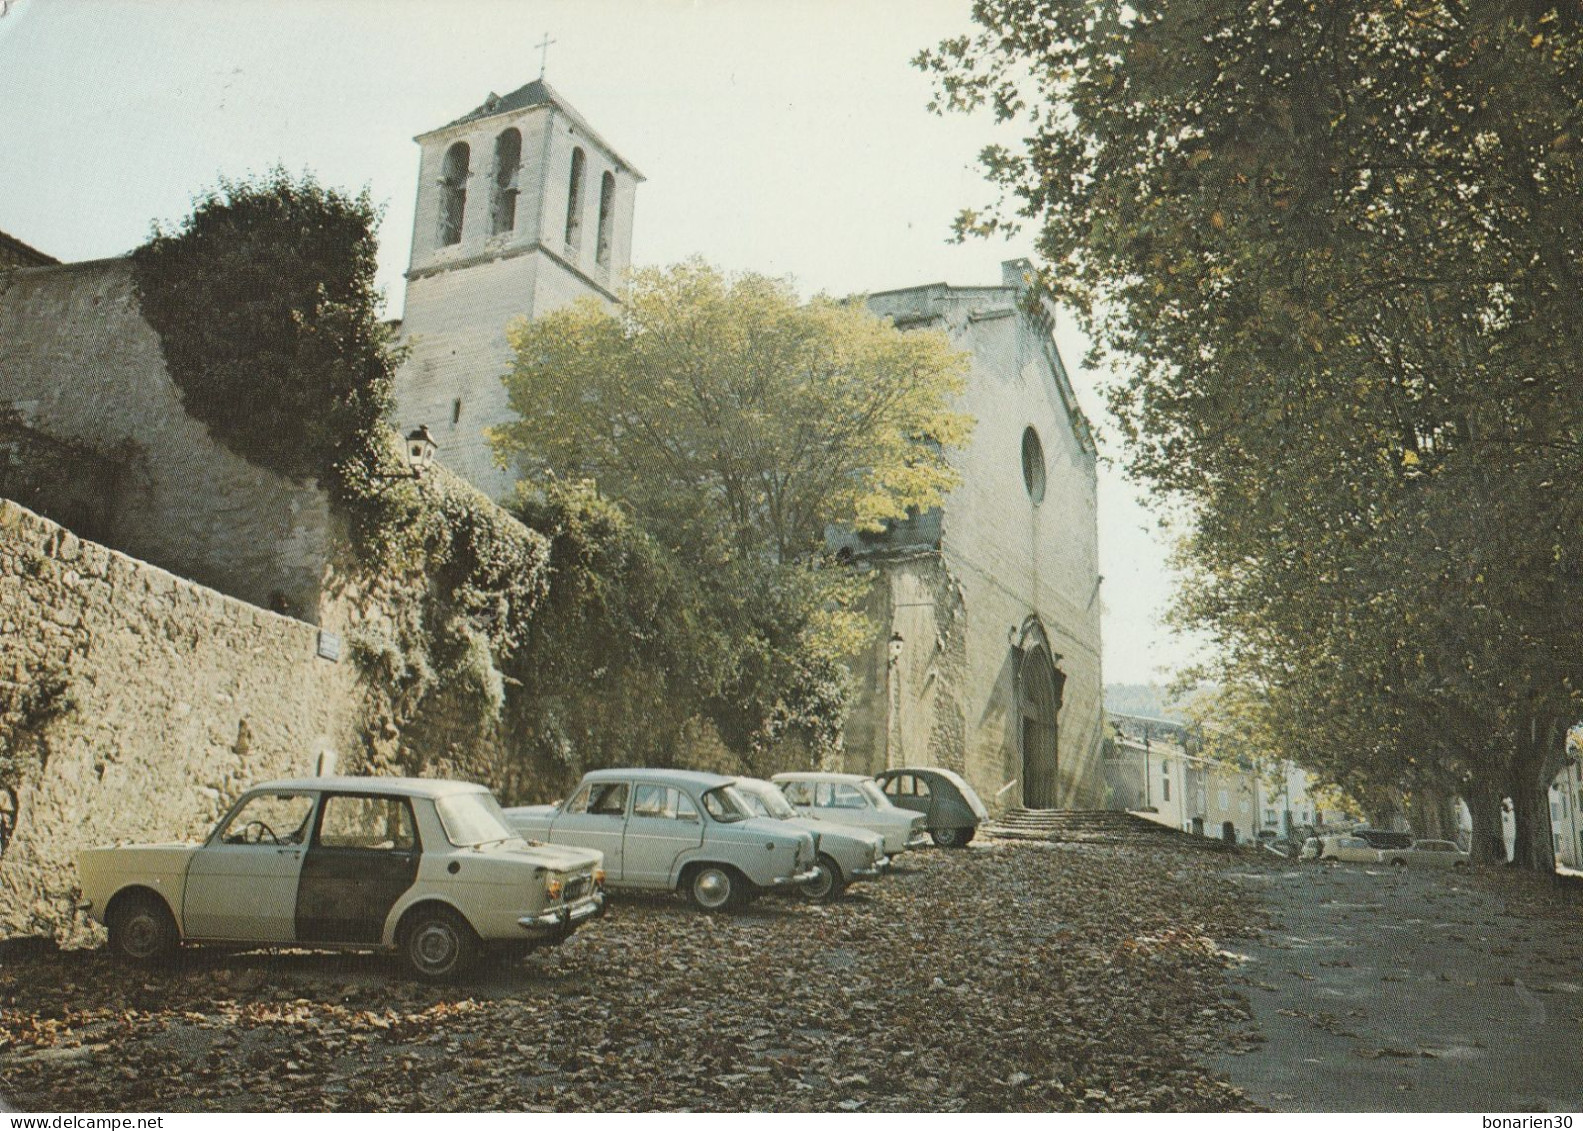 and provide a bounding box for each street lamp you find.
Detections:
[372,425,438,481]
[403,425,437,475]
